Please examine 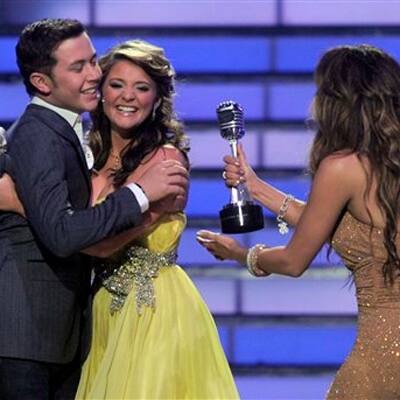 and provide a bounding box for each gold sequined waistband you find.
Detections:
[99,245,177,314]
